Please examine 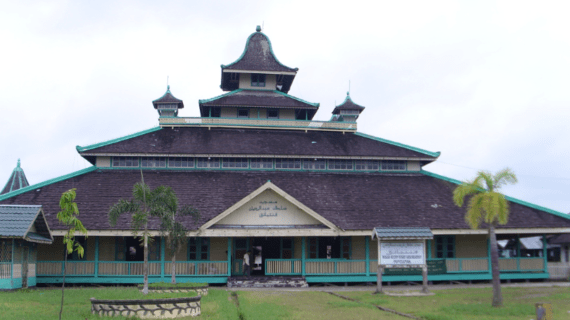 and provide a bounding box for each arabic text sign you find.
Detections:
[249,200,288,218]
[380,242,425,266]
